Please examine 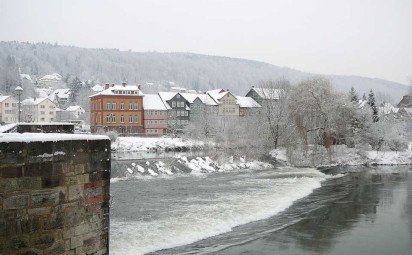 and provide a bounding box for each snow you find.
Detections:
[48,88,71,101]
[236,96,261,108]
[378,103,399,115]
[91,84,104,92]
[40,73,62,81]
[250,87,281,100]
[112,137,209,151]
[90,84,144,97]
[0,95,12,103]
[22,97,50,105]
[271,144,412,167]
[143,94,168,110]
[66,105,85,112]
[20,74,32,81]
[196,94,218,106]
[206,89,228,101]
[147,168,158,176]
[35,87,53,98]
[0,133,109,142]
[0,123,17,133]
